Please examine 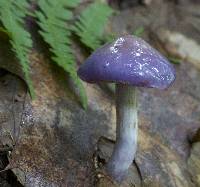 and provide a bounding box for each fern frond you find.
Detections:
[36,0,87,109]
[0,0,35,97]
[74,2,113,50]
